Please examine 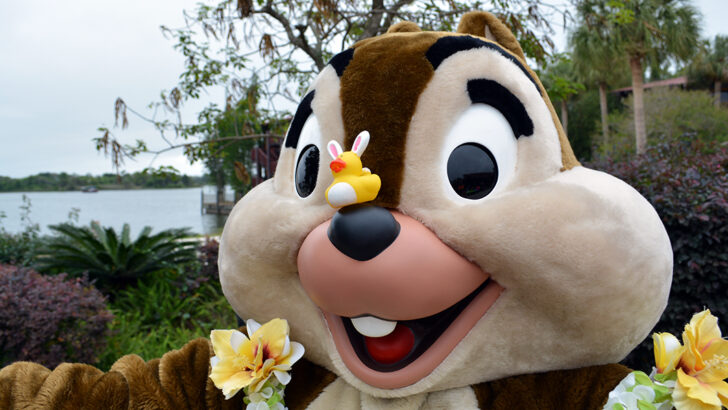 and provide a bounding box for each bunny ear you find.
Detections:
[352,131,370,156]
[327,140,343,159]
